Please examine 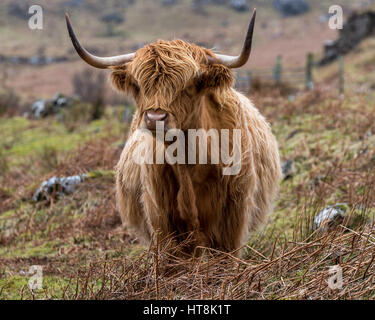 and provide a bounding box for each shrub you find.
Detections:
[73,69,107,121]
[60,102,95,131]
[0,90,20,117]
